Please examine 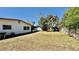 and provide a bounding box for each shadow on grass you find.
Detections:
[0,31,39,40]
